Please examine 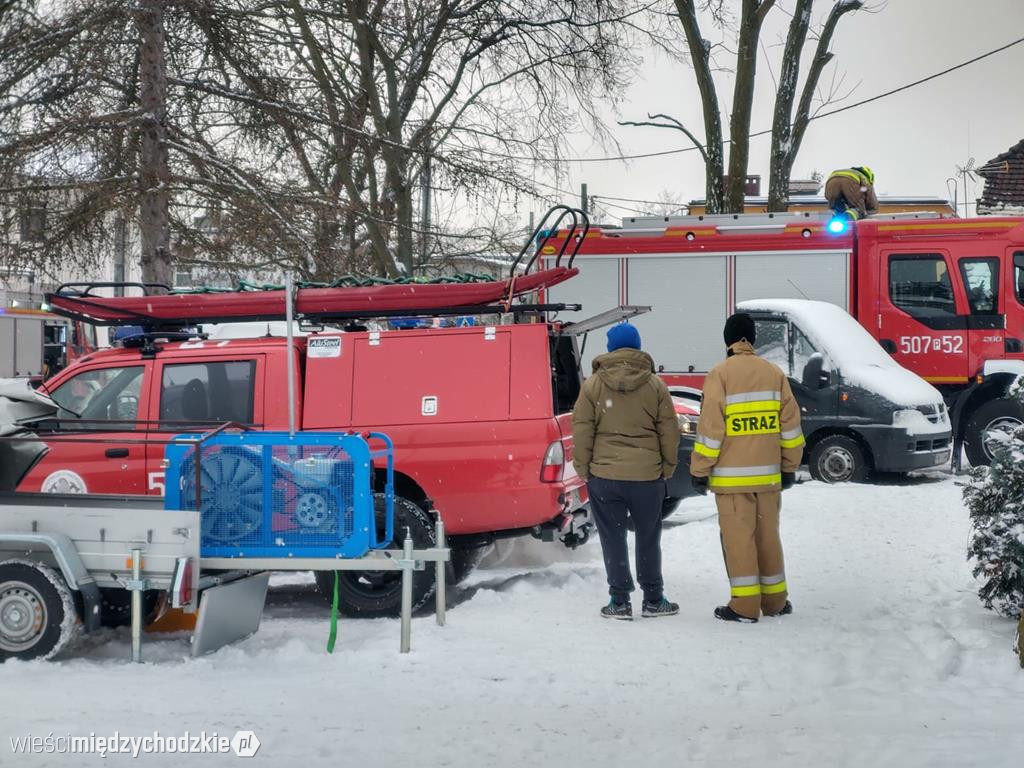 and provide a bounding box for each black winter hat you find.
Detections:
[723,313,756,347]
